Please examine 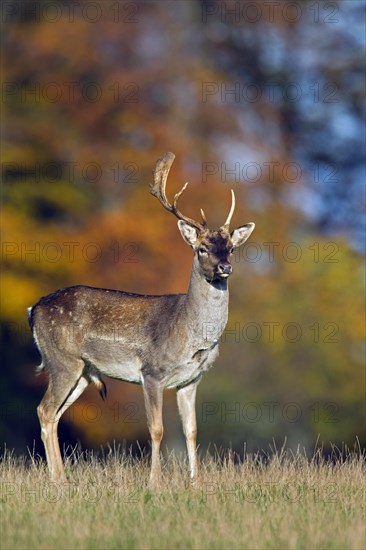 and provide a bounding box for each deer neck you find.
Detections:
[183,256,229,345]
